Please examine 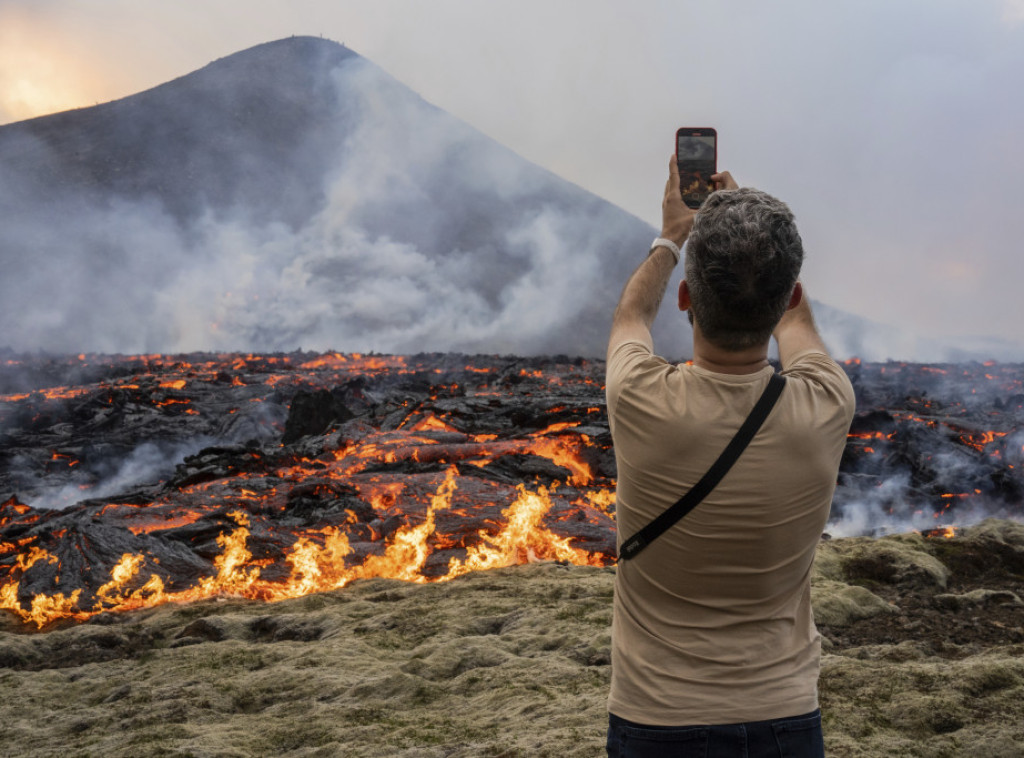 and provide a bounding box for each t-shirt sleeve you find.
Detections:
[605,339,664,421]
[781,349,857,425]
